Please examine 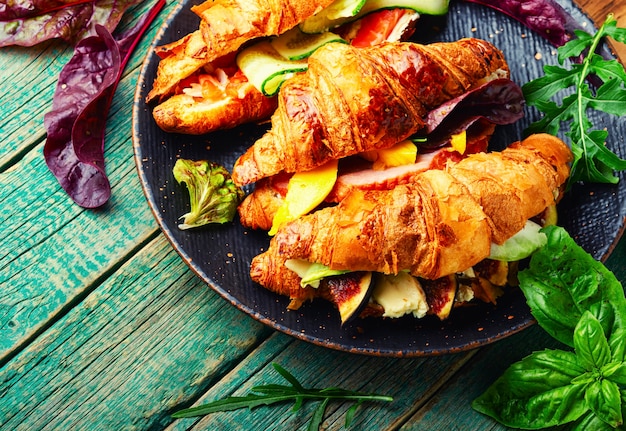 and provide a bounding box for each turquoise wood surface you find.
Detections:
[1,1,625,430]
